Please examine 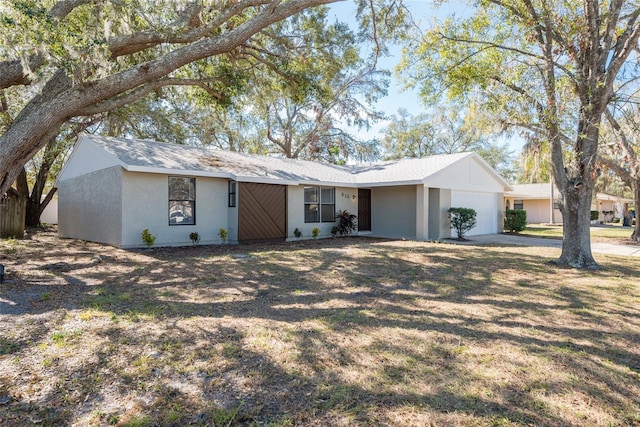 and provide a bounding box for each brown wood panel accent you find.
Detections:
[358,189,371,231]
[239,182,287,241]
